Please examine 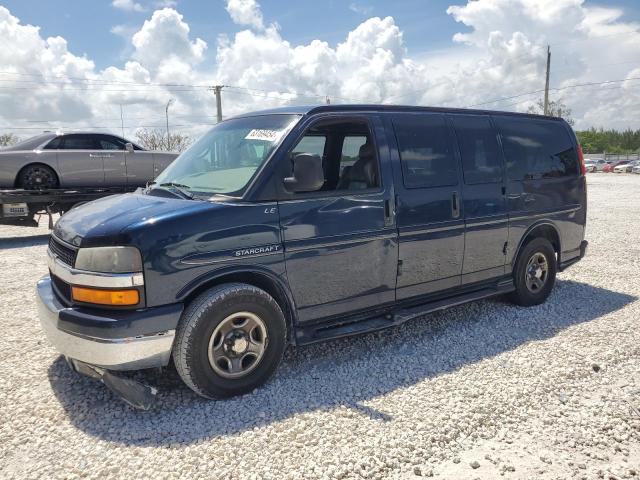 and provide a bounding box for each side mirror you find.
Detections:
[284,153,324,192]
[125,142,134,153]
